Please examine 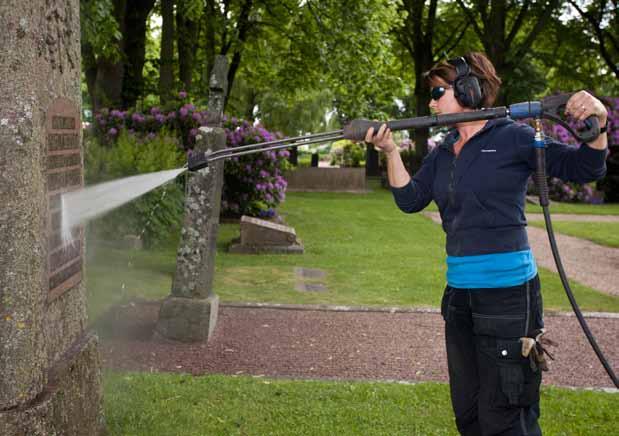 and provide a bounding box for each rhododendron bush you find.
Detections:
[91,92,290,218]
